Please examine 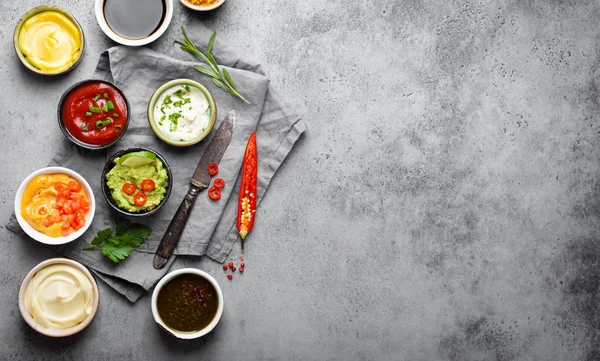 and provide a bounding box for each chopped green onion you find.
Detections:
[184,85,191,92]
[89,106,100,113]
[174,89,185,99]
[101,103,108,112]
[114,125,121,132]
[161,115,166,121]
[85,112,92,117]
[160,107,165,114]
[163,95,172,105]
[107,100,115,110]
[96,119,111,129]
[92,94,100,102]
[80,124,89,131]
[168,113,182,132]
[103,93,109,99]
[113,113,119,117]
